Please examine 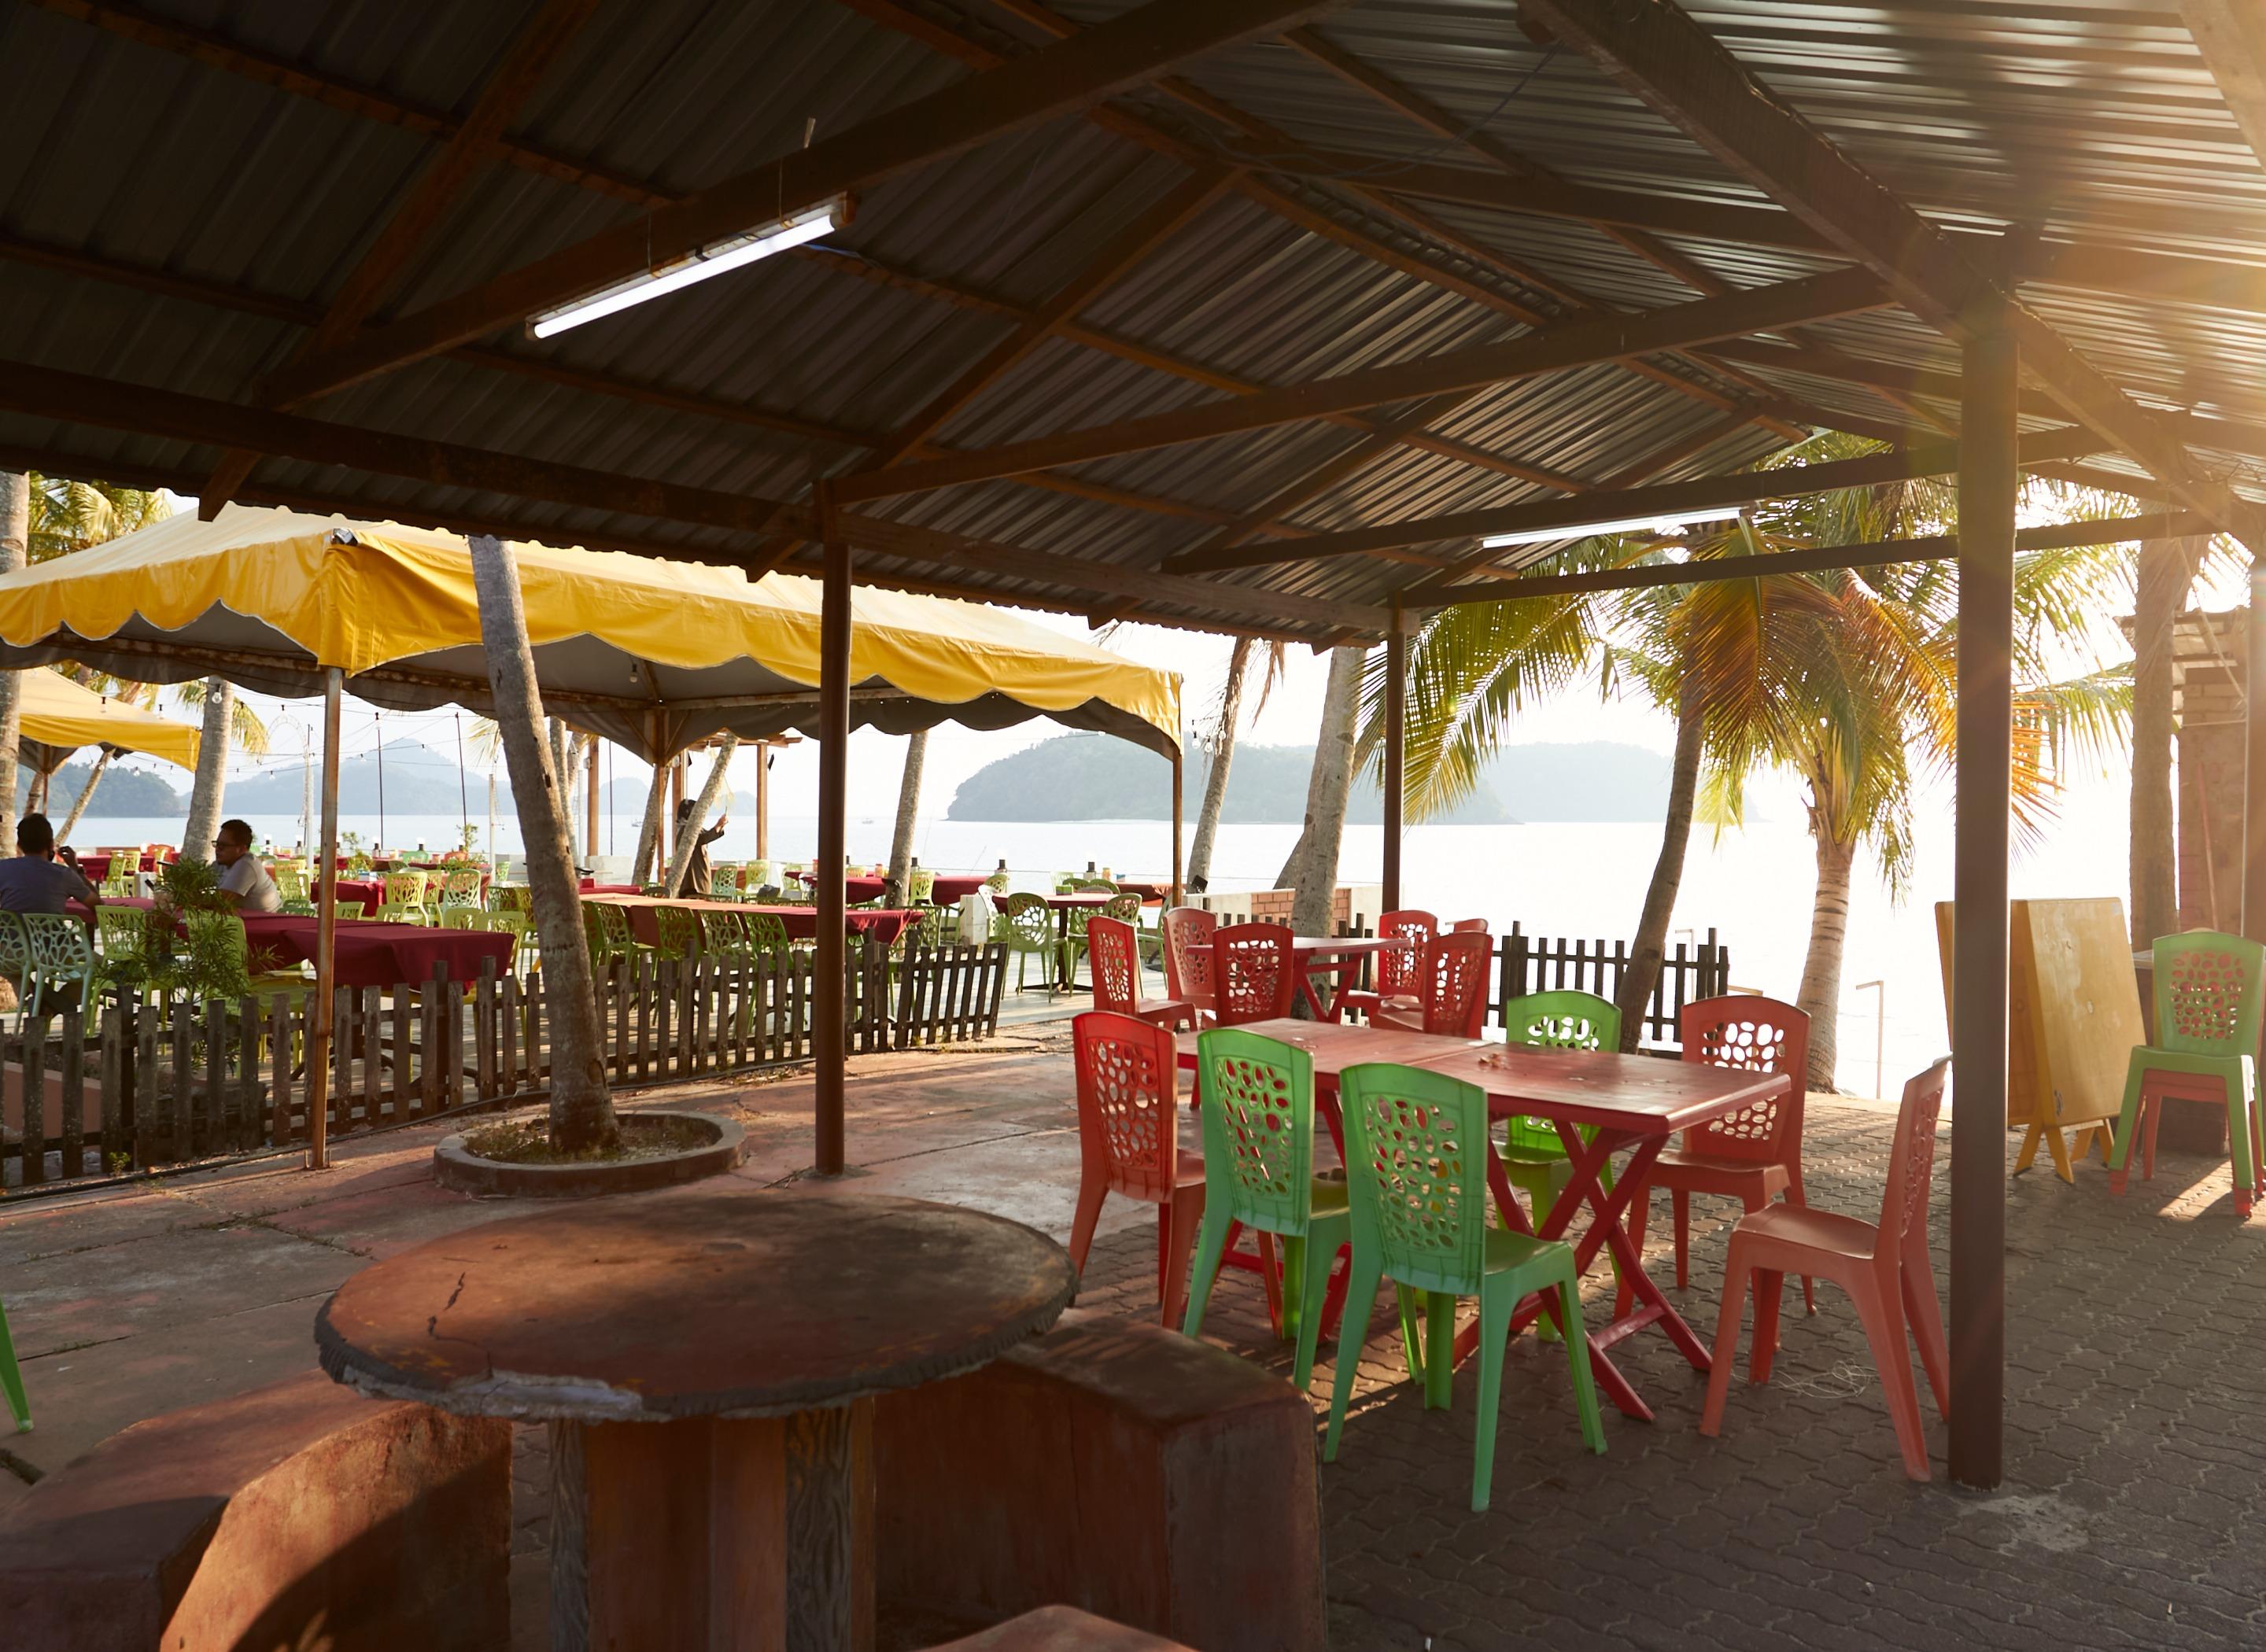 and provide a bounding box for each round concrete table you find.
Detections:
[315,1189,1076,1652]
